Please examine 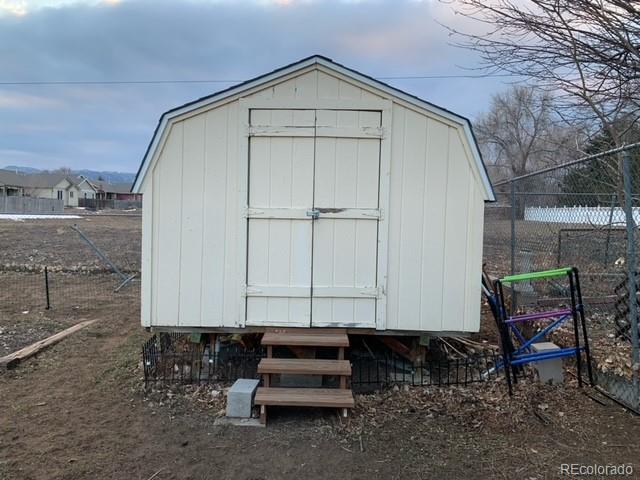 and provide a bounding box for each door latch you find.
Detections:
[306,209,320,219]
